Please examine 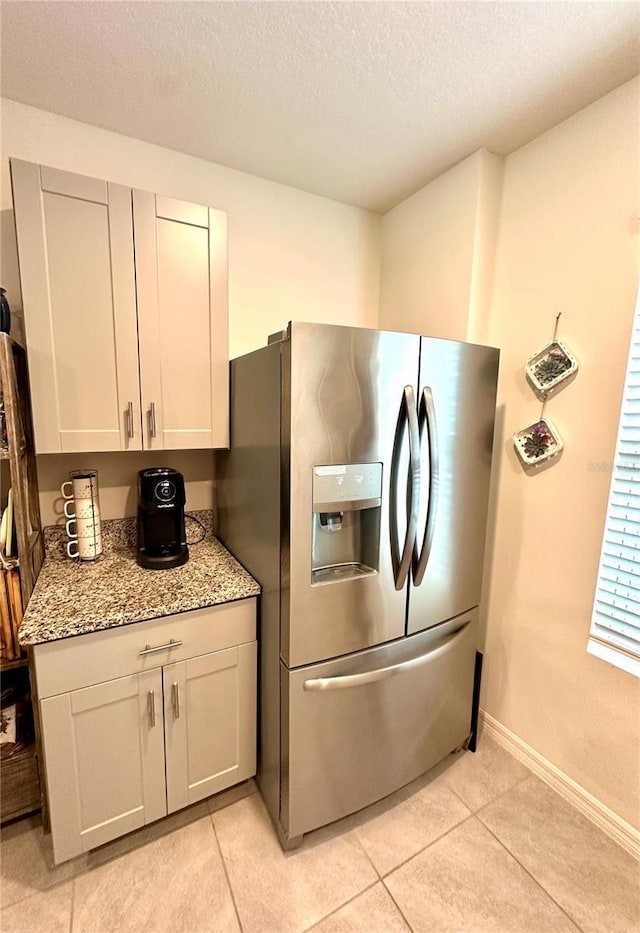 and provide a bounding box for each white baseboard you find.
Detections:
[480,709,640,861]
